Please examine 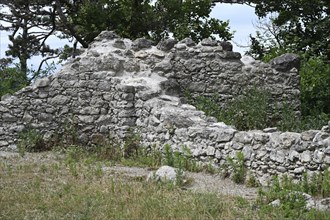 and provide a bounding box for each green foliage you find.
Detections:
[248,0,330,61]
[221,87,270,130]
[122,129,141,158]
[226,152,246,184]
[300,56,330,115]
[0,64,27,98]
[152,0,232,42]
[186,87,272,130]
[186,86,329,132]
[255,173,330,219]
[17,129,48,156]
